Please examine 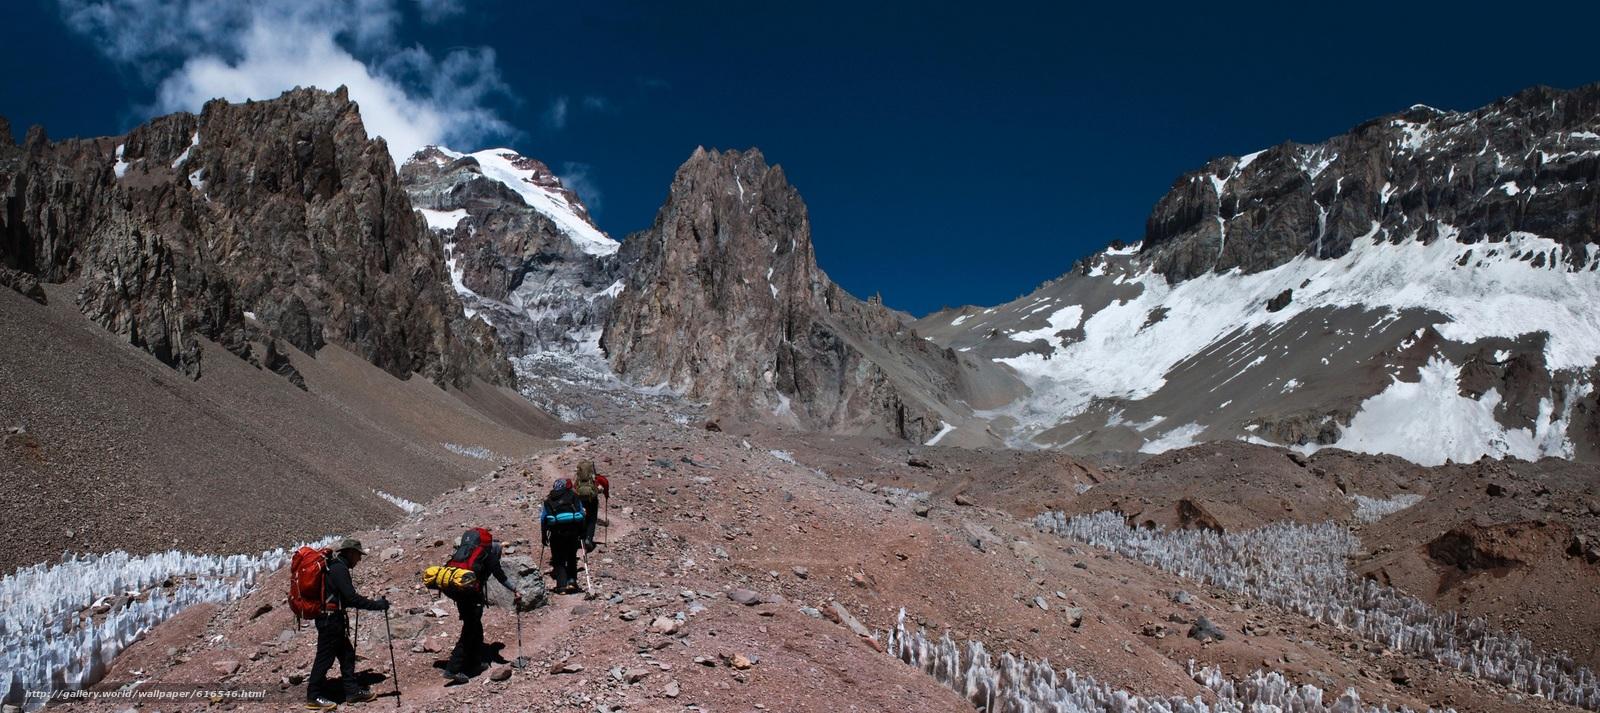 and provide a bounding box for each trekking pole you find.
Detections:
[602,497,608,548]
[352,610,360,660]
[513,606,528,669]
[384,609,400,708]
[581,543,595,598]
